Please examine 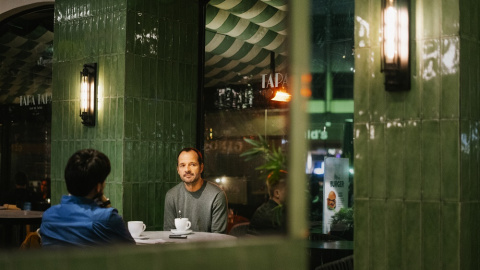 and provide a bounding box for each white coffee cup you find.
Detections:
[174,218,191,231]
[128,221,146,237]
